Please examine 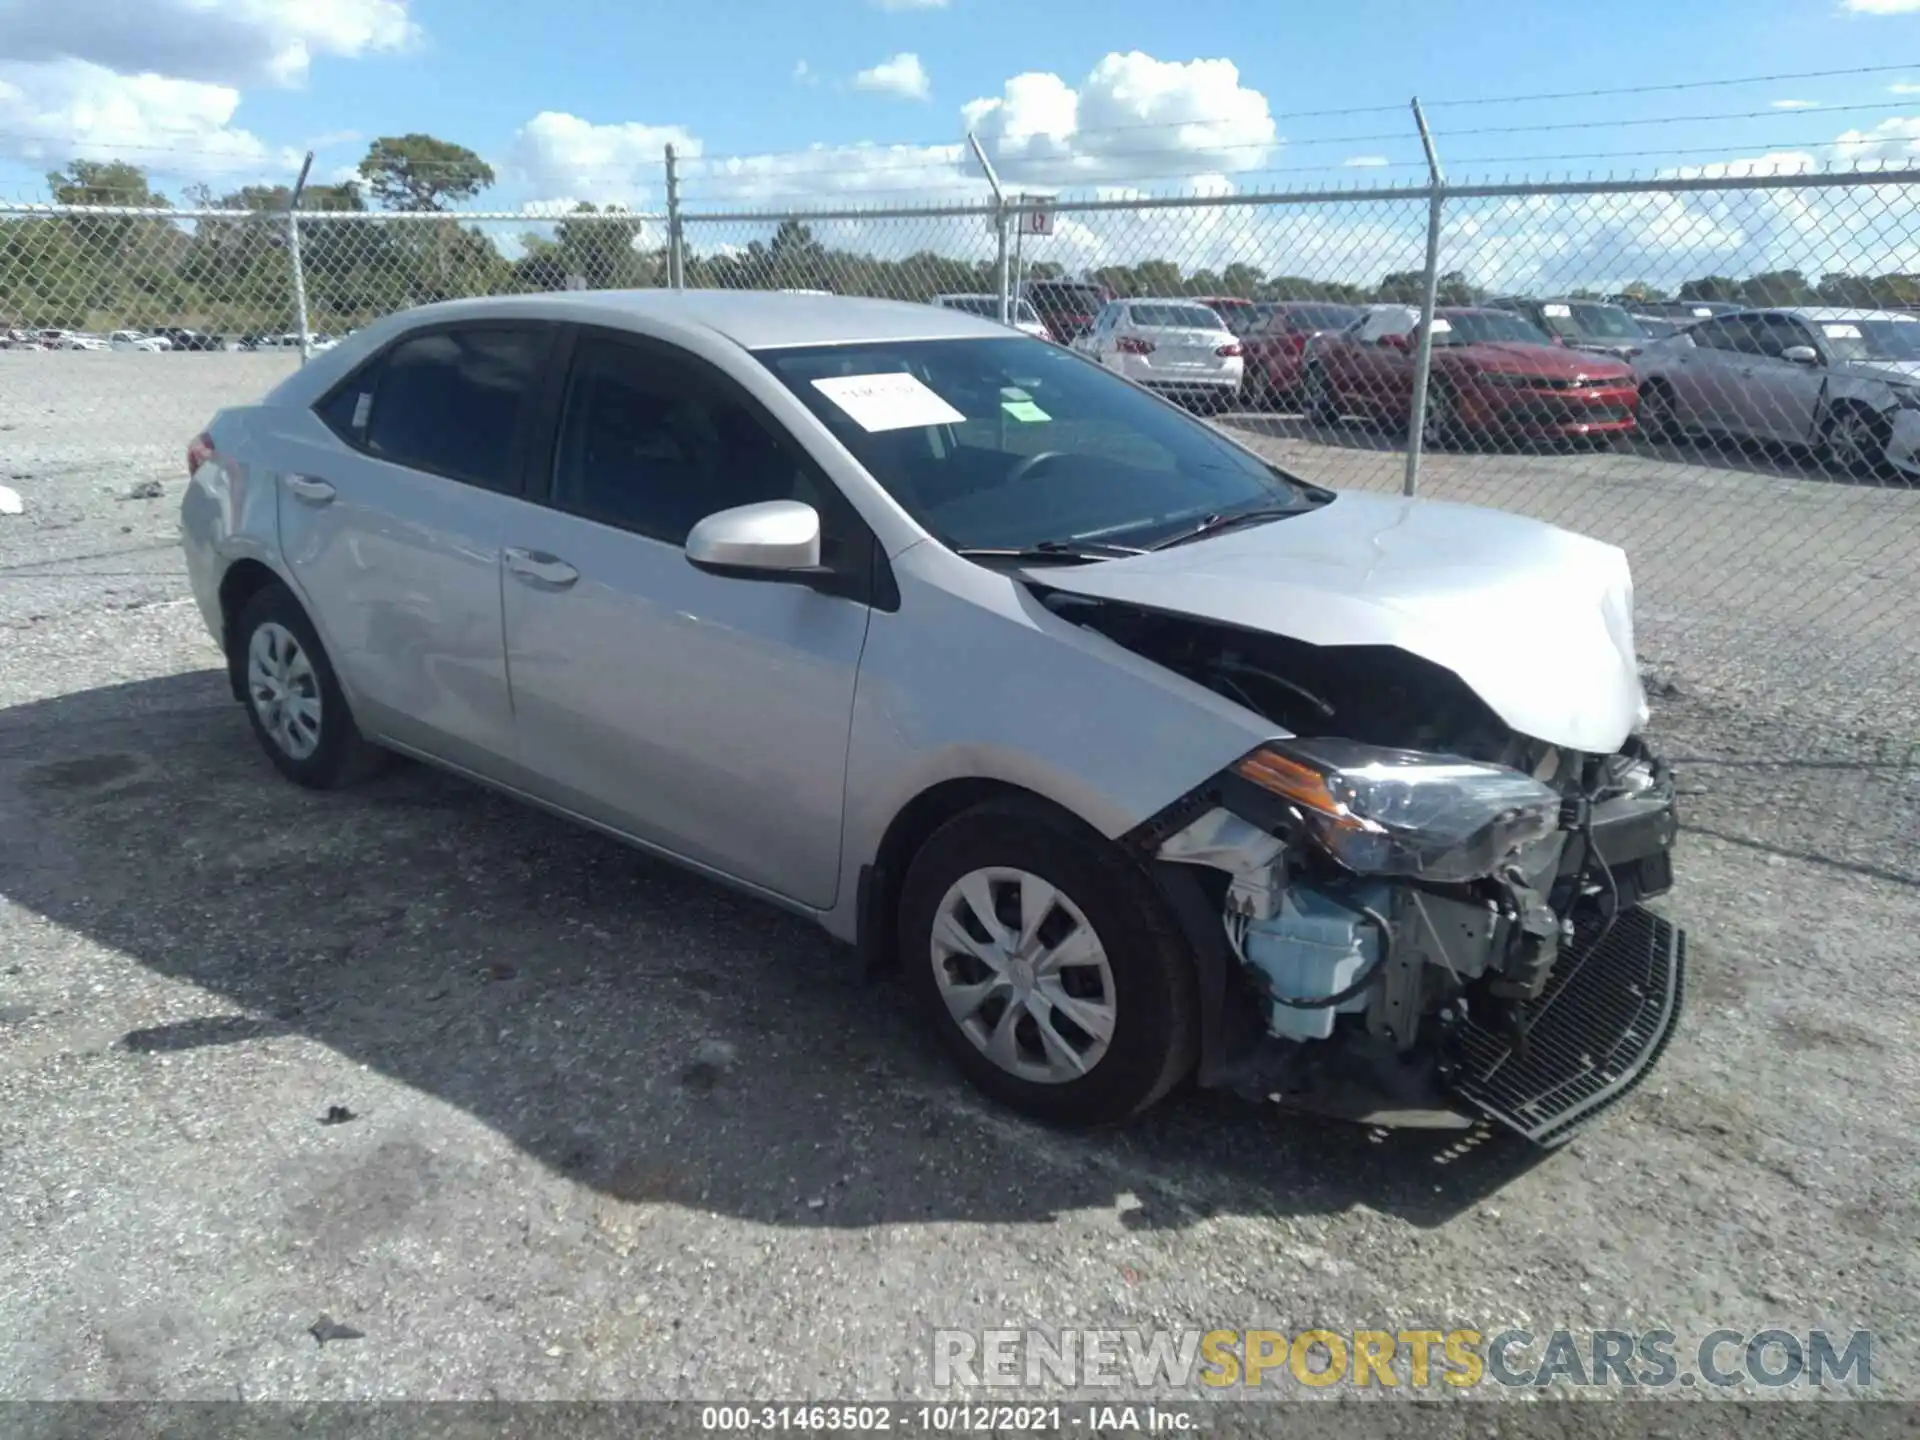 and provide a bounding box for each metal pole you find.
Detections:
[1012,198,1026,324]
[664,144,685,290]
[287,151,314,364]
[967,132,1009,323]
[1403,99,1446,498]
